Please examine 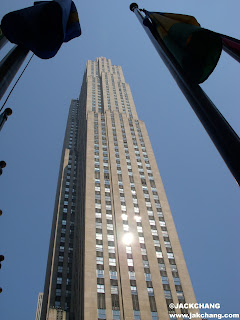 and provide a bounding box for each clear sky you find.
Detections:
[0,0,239,319]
